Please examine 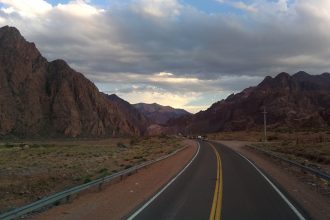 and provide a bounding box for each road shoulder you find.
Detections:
[30,140,197,220]
[216,140,330,220]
